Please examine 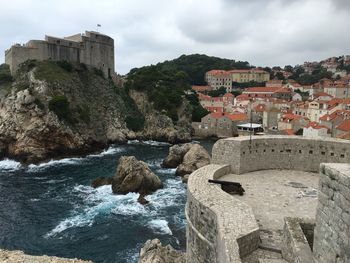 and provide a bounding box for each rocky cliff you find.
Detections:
[0,61,190,163]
